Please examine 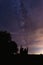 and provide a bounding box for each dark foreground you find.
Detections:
[0,31,43,64]
[1,54,43,64]
[7,54,43,64]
